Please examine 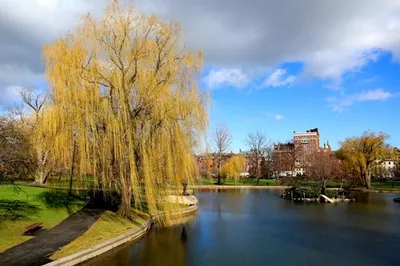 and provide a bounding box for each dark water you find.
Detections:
[83,190,400,266]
